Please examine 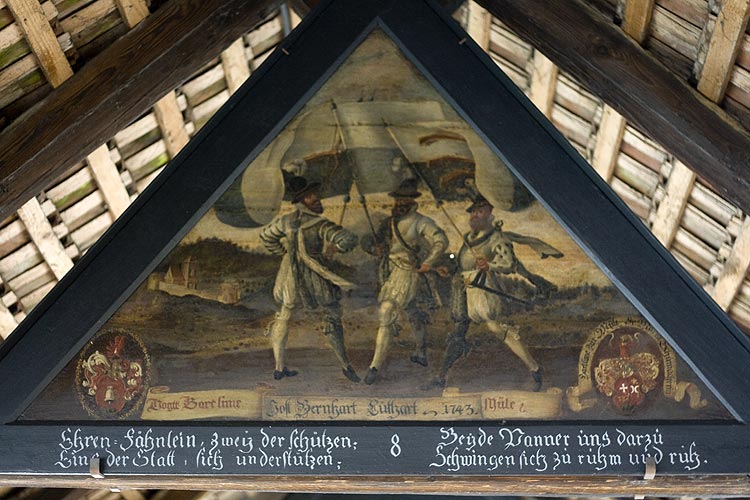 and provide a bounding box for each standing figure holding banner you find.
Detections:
[260,176,361,383]
[361,178,449,385]
[429,194,561,391]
